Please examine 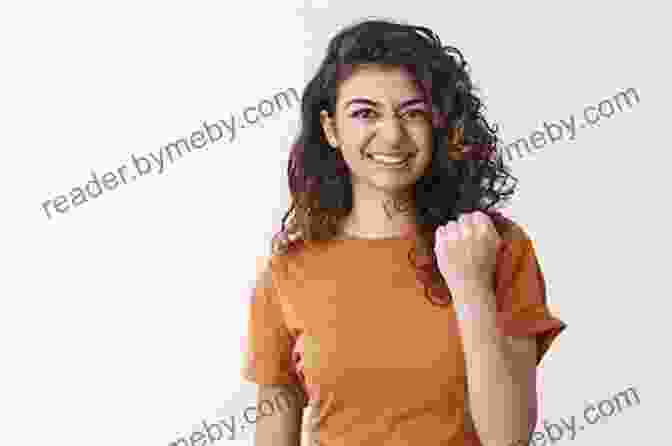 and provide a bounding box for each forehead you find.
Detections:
[336,64,424,105]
